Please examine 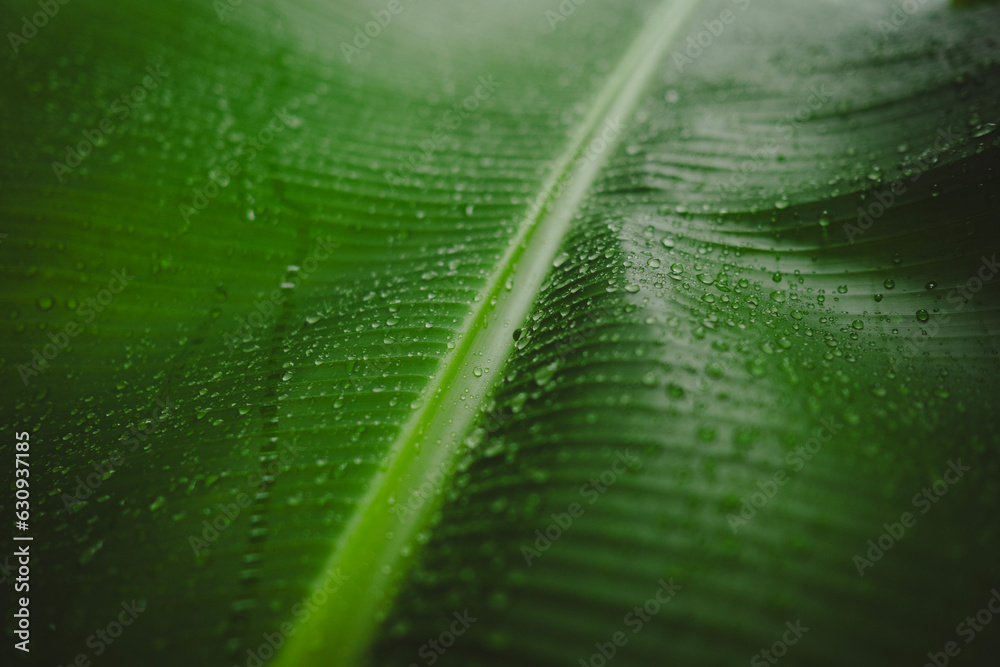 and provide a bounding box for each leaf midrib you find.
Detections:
[273,1,703,664]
